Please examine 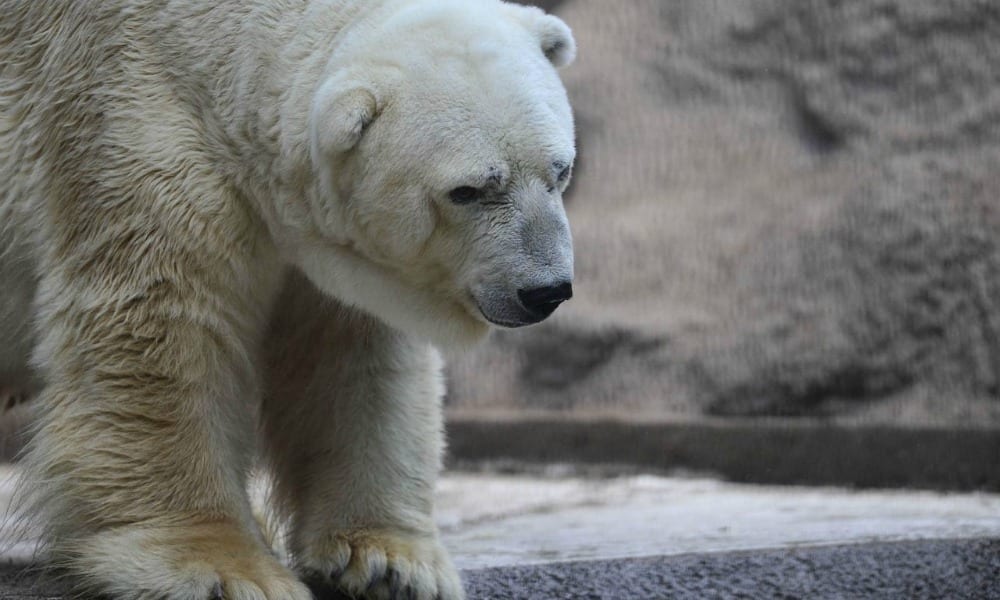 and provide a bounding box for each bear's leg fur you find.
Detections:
[262,271,464,600]
[18,204,311,599]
